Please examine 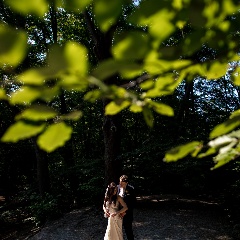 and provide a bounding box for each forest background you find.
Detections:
[1,0,240,234]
